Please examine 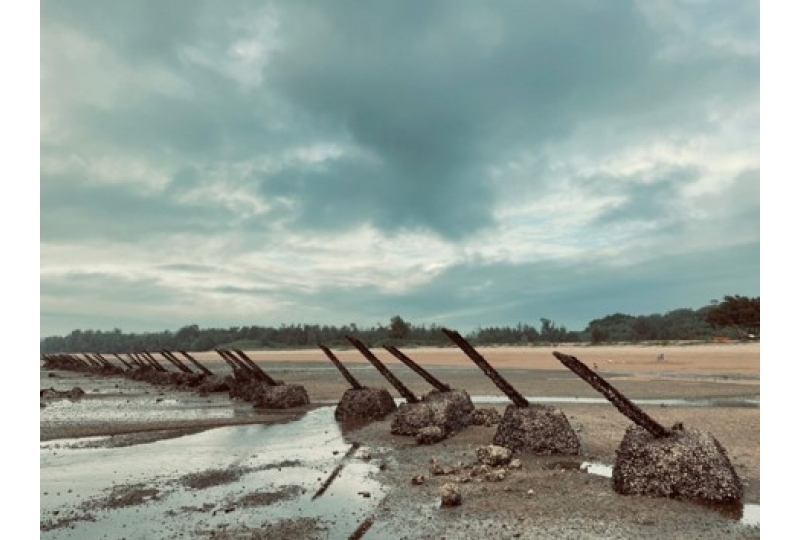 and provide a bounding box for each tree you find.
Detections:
[705,295,760,339]
[389,315,410,340]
